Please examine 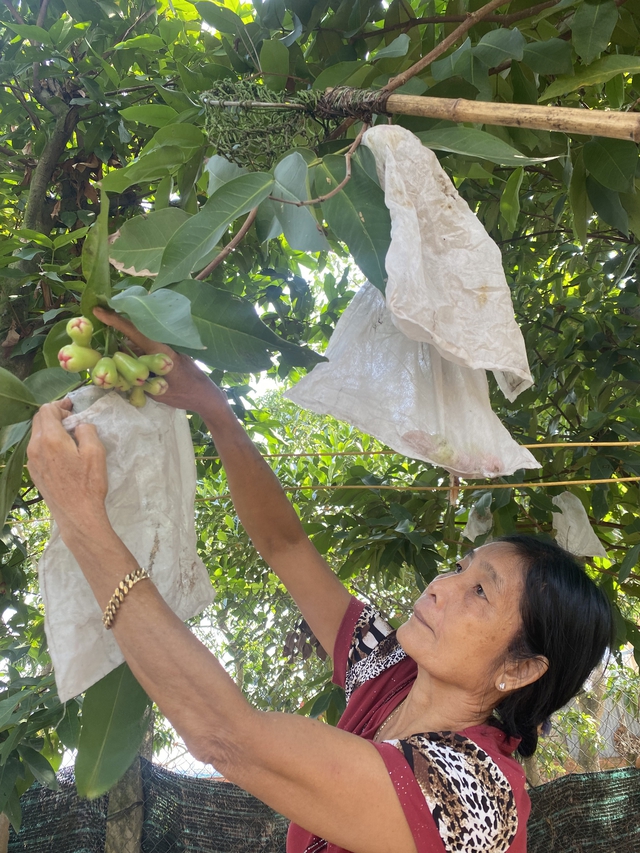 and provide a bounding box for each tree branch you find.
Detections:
[8,83,41,130]
[24,107,79,234]
[352,0,561,40]
[36,0,50,27]
[1,0,24,24]
[195,207,259,281]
